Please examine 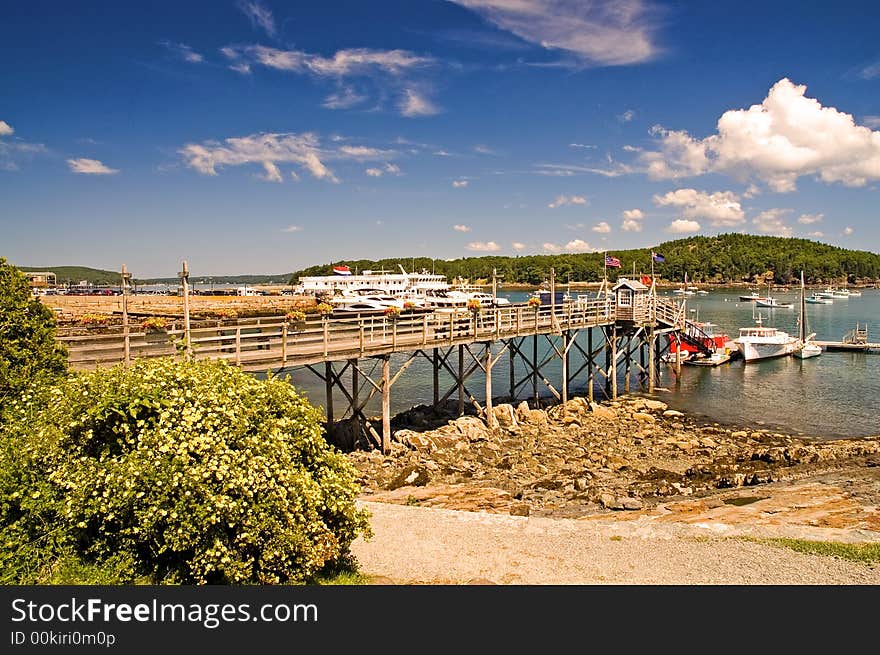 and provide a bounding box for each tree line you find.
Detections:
[291,234,880,286]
